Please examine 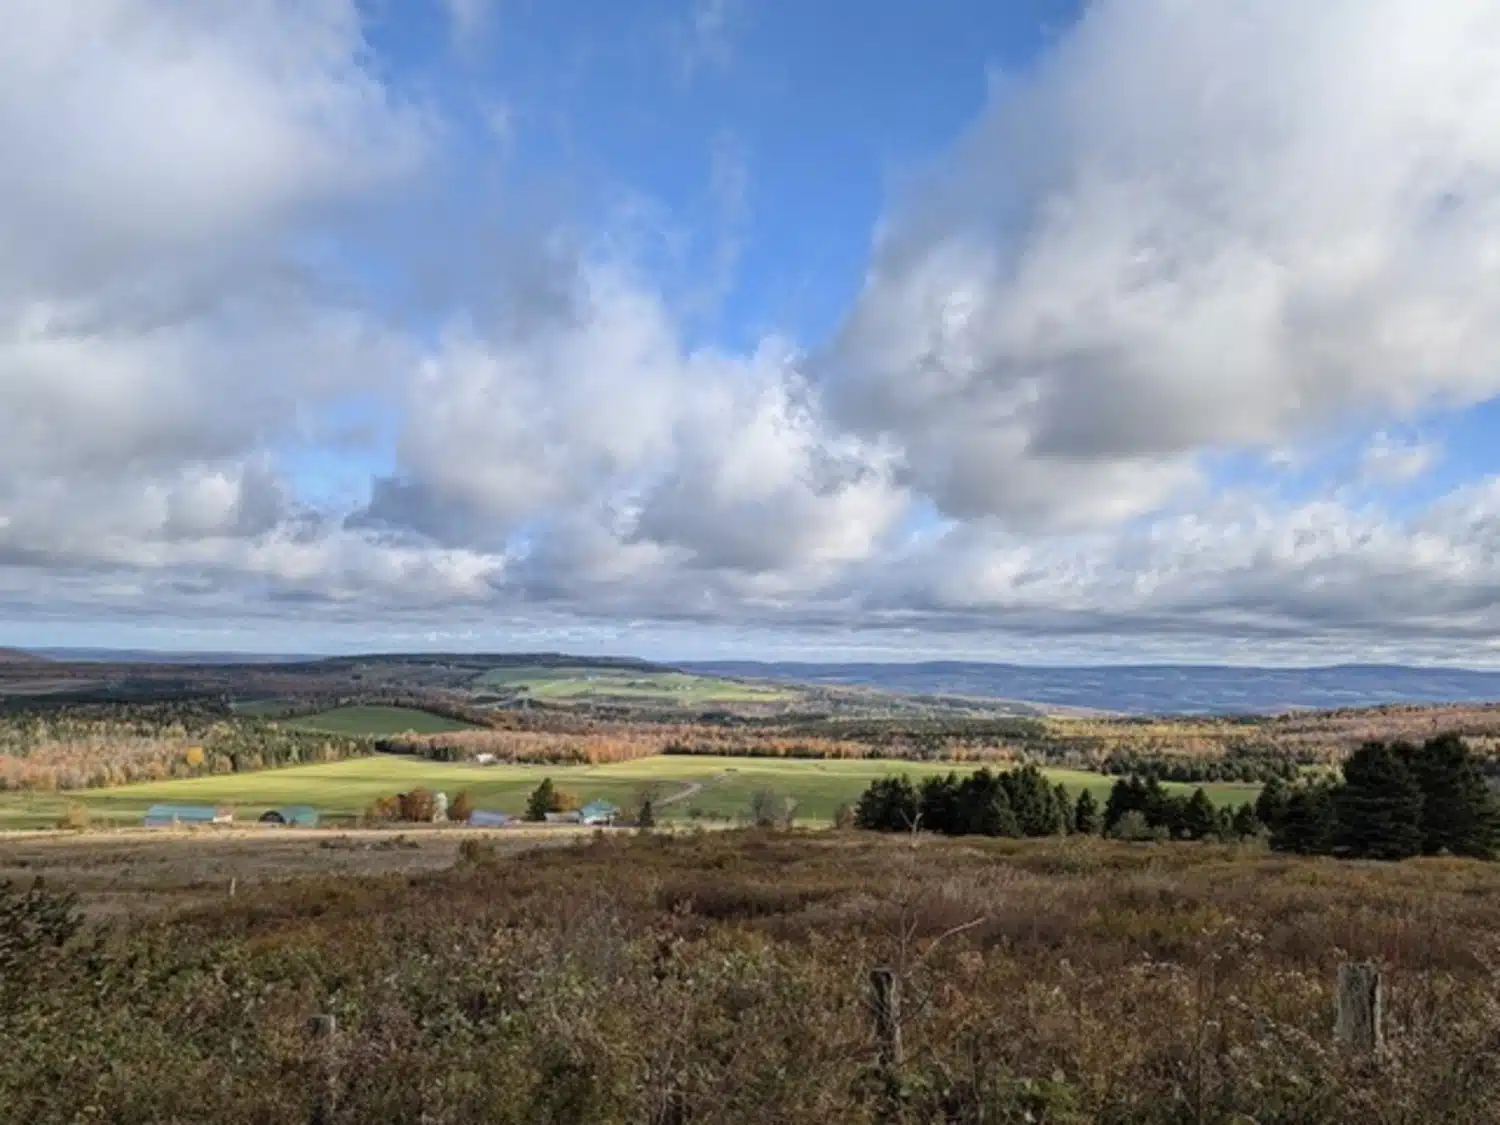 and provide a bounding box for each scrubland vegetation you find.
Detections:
[7,830,1500,1124]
